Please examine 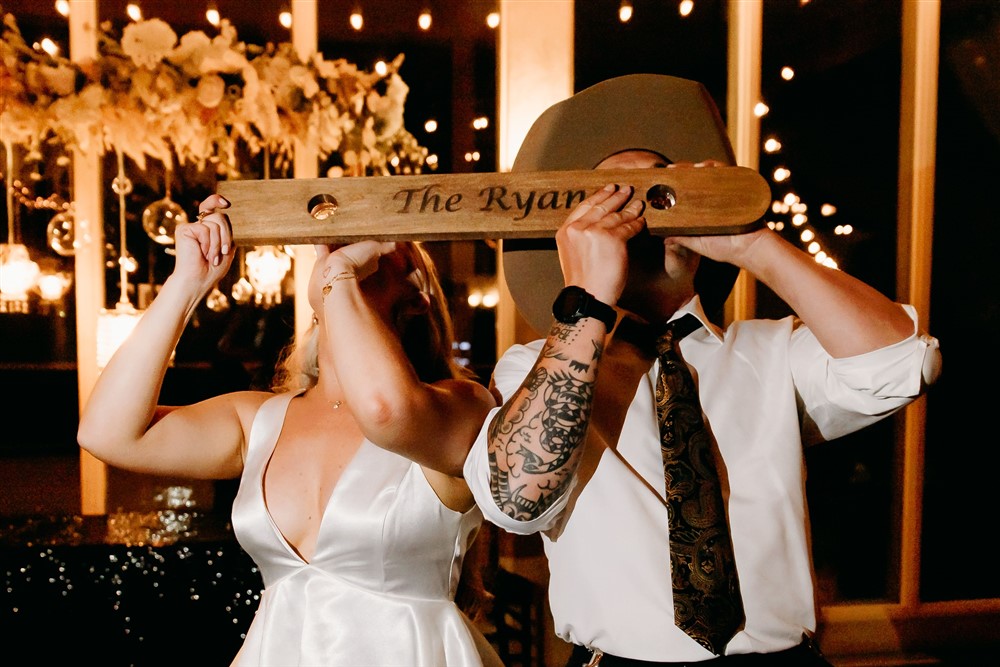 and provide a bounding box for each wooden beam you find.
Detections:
[70,0,106,516]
